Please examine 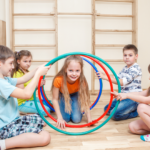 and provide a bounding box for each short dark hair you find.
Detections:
[0,45,14,63]
[123,44,138,55]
